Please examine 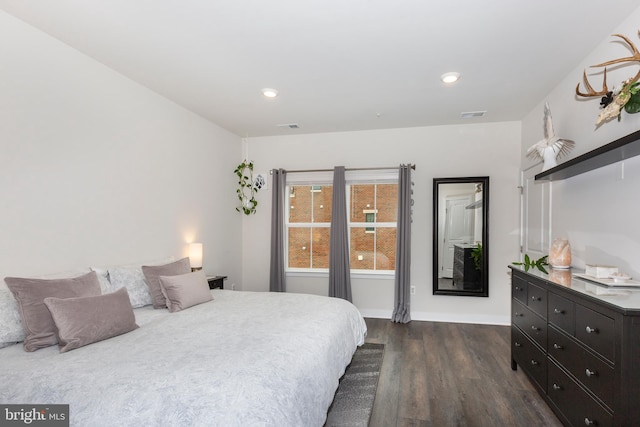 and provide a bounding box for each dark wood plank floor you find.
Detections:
[364,318,563,427]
